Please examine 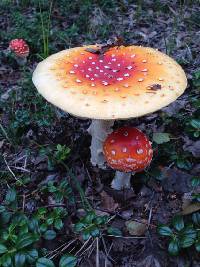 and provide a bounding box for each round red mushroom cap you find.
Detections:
[9,39,29,58]
[103,127,153,172]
